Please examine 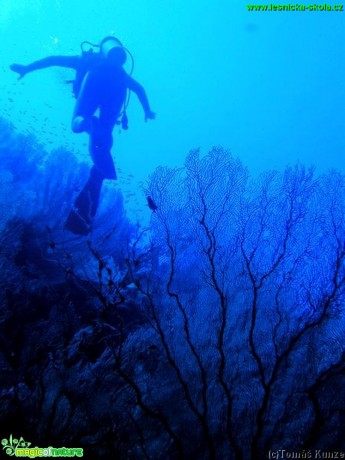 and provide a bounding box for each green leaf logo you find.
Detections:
[2,435,31,456]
